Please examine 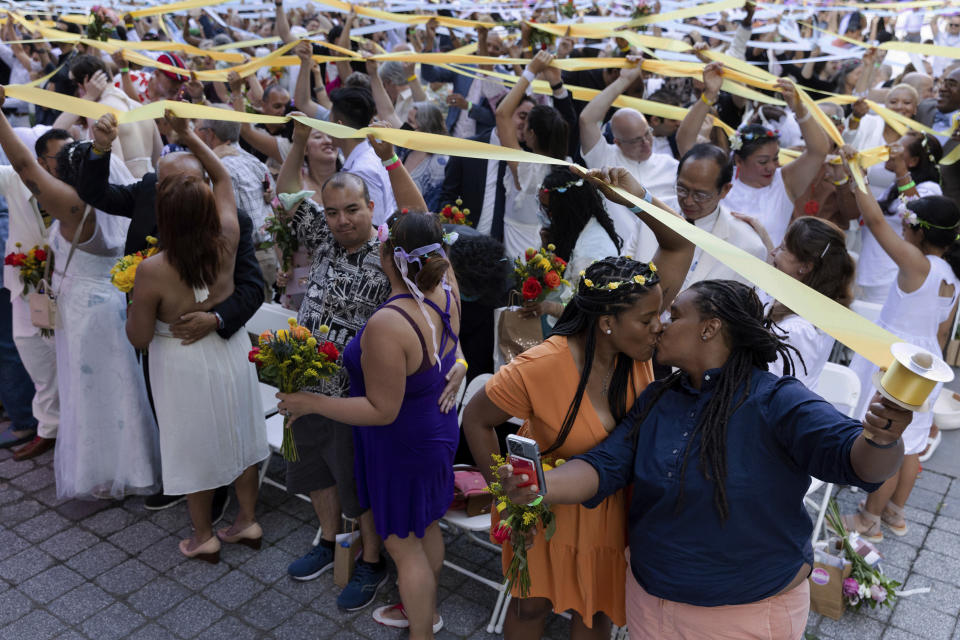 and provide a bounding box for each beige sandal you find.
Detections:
[841,508,883,543]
